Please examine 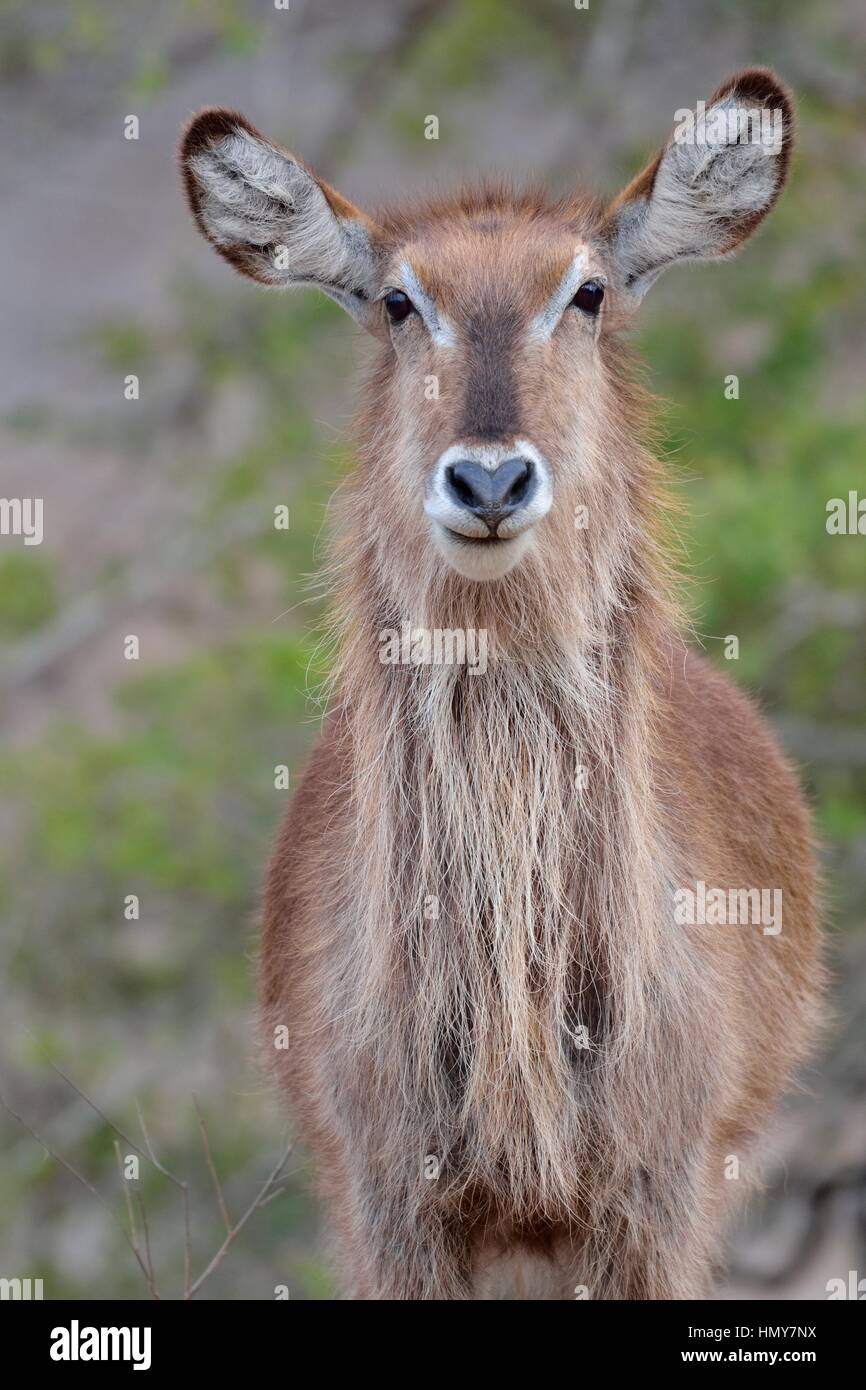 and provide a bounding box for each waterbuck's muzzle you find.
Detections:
[445,456,536,536]
[424,439,553,581]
